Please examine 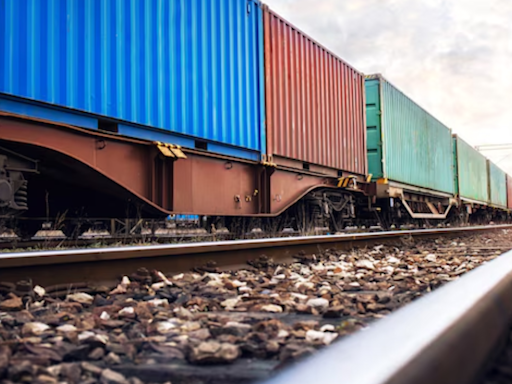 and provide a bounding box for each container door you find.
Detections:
[365,79,384,179]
